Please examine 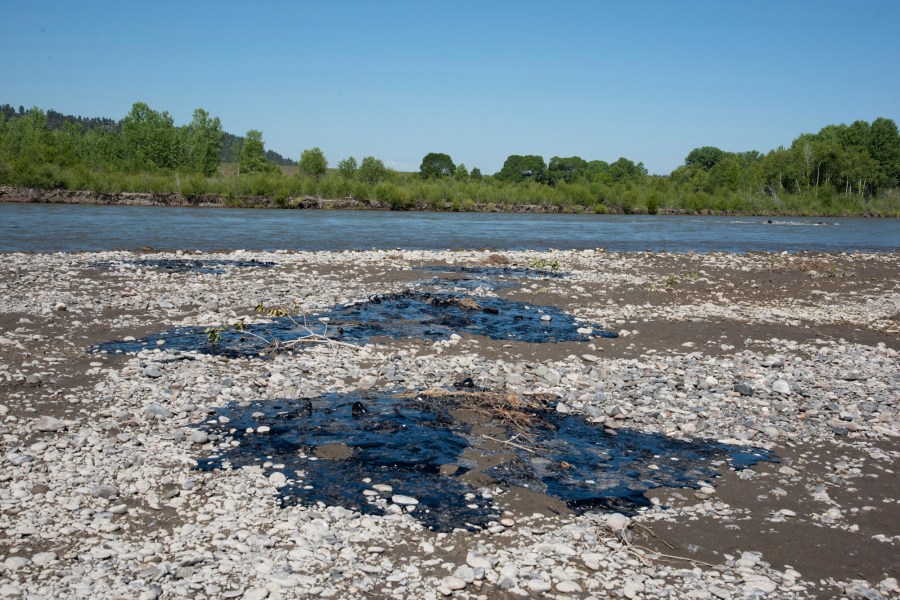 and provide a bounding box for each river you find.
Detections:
[1,203,897,253]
